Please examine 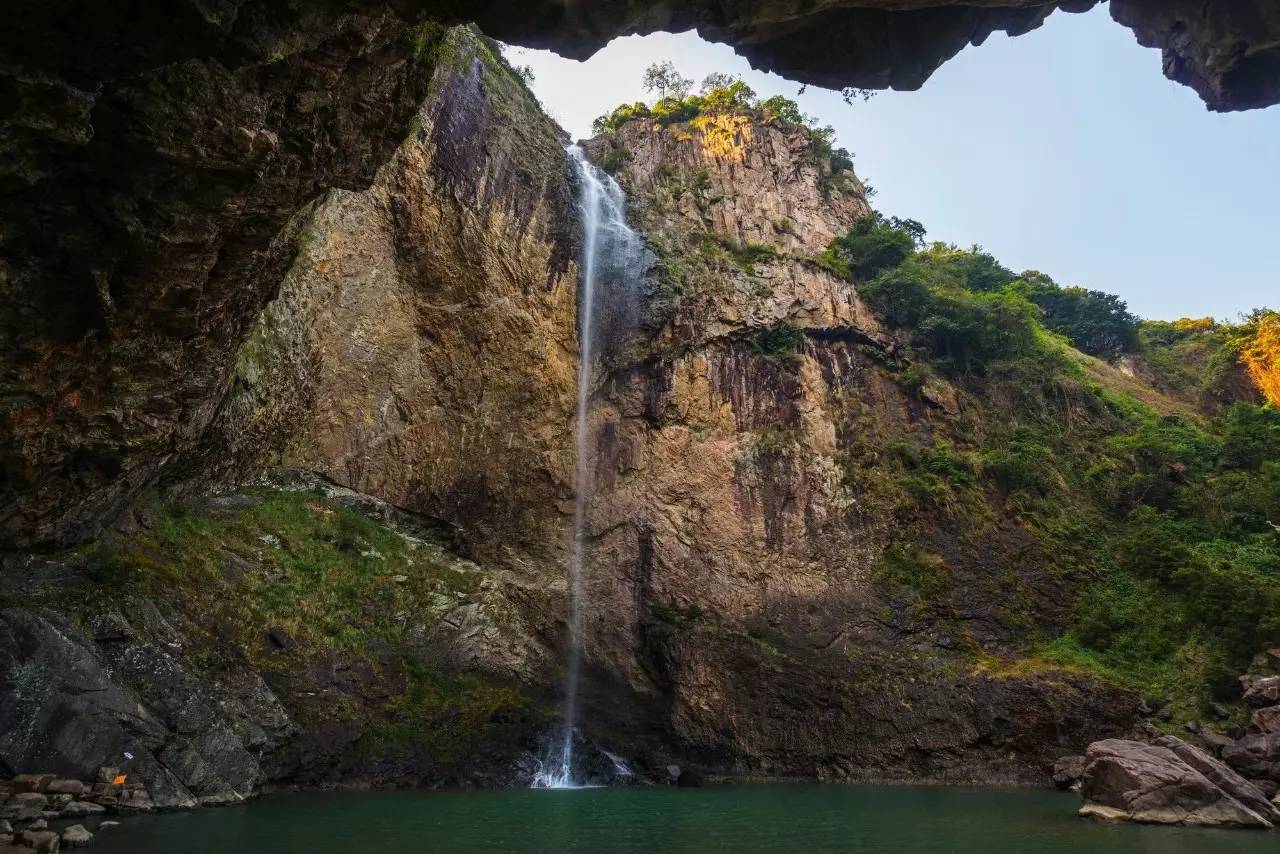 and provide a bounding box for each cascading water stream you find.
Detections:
[532,145,646,789]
